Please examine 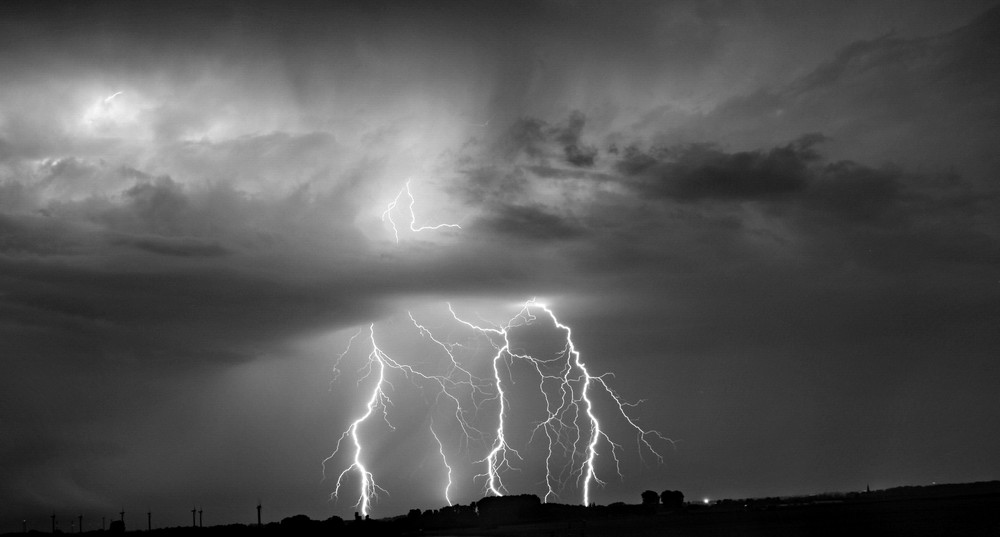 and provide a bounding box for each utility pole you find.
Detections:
[256,501,261,528]
[191,508,196,528]
[22,519,27,533]
[119,509,125,523]
[147,510,151,531]
[51,513,56,533]
[198,508,203,528]
[78,515,82,534]
[102,516,106,531]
